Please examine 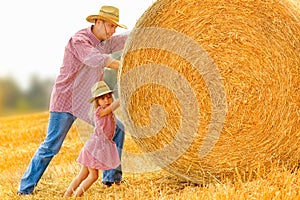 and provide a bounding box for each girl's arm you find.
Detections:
[99,99,120,117]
